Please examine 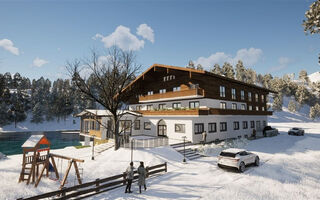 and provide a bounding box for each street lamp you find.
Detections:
[182,136,187,163]
[91,135,95,160]
[130,138,135,163]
